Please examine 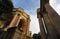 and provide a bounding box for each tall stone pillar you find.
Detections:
[37,8,46,39]
[37,0,60,39]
